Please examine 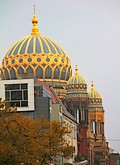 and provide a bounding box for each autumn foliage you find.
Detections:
[0,99,74,165]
